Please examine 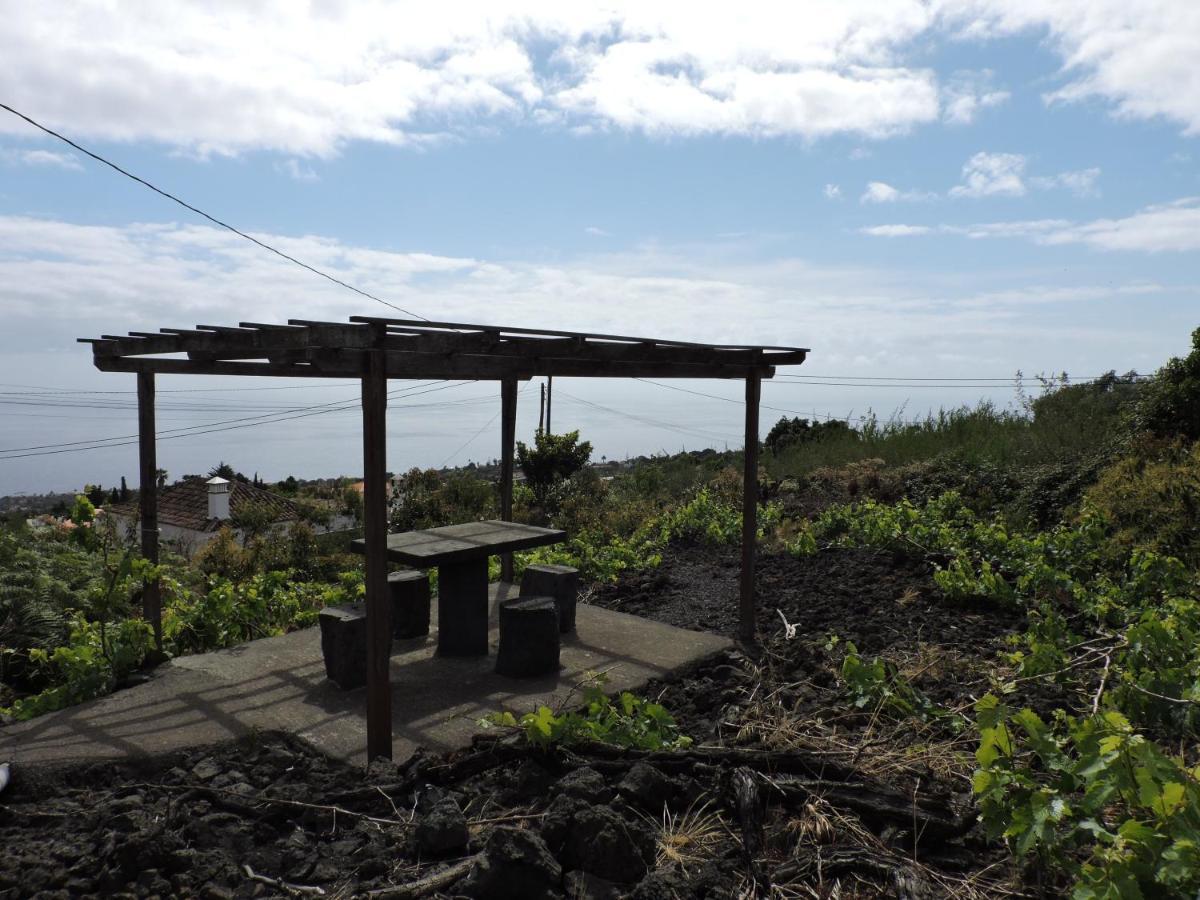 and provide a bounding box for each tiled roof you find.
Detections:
[107,478,300,533]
